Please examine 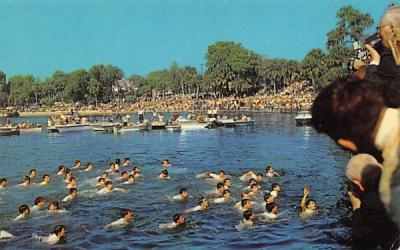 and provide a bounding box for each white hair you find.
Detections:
[382,5,400,27]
